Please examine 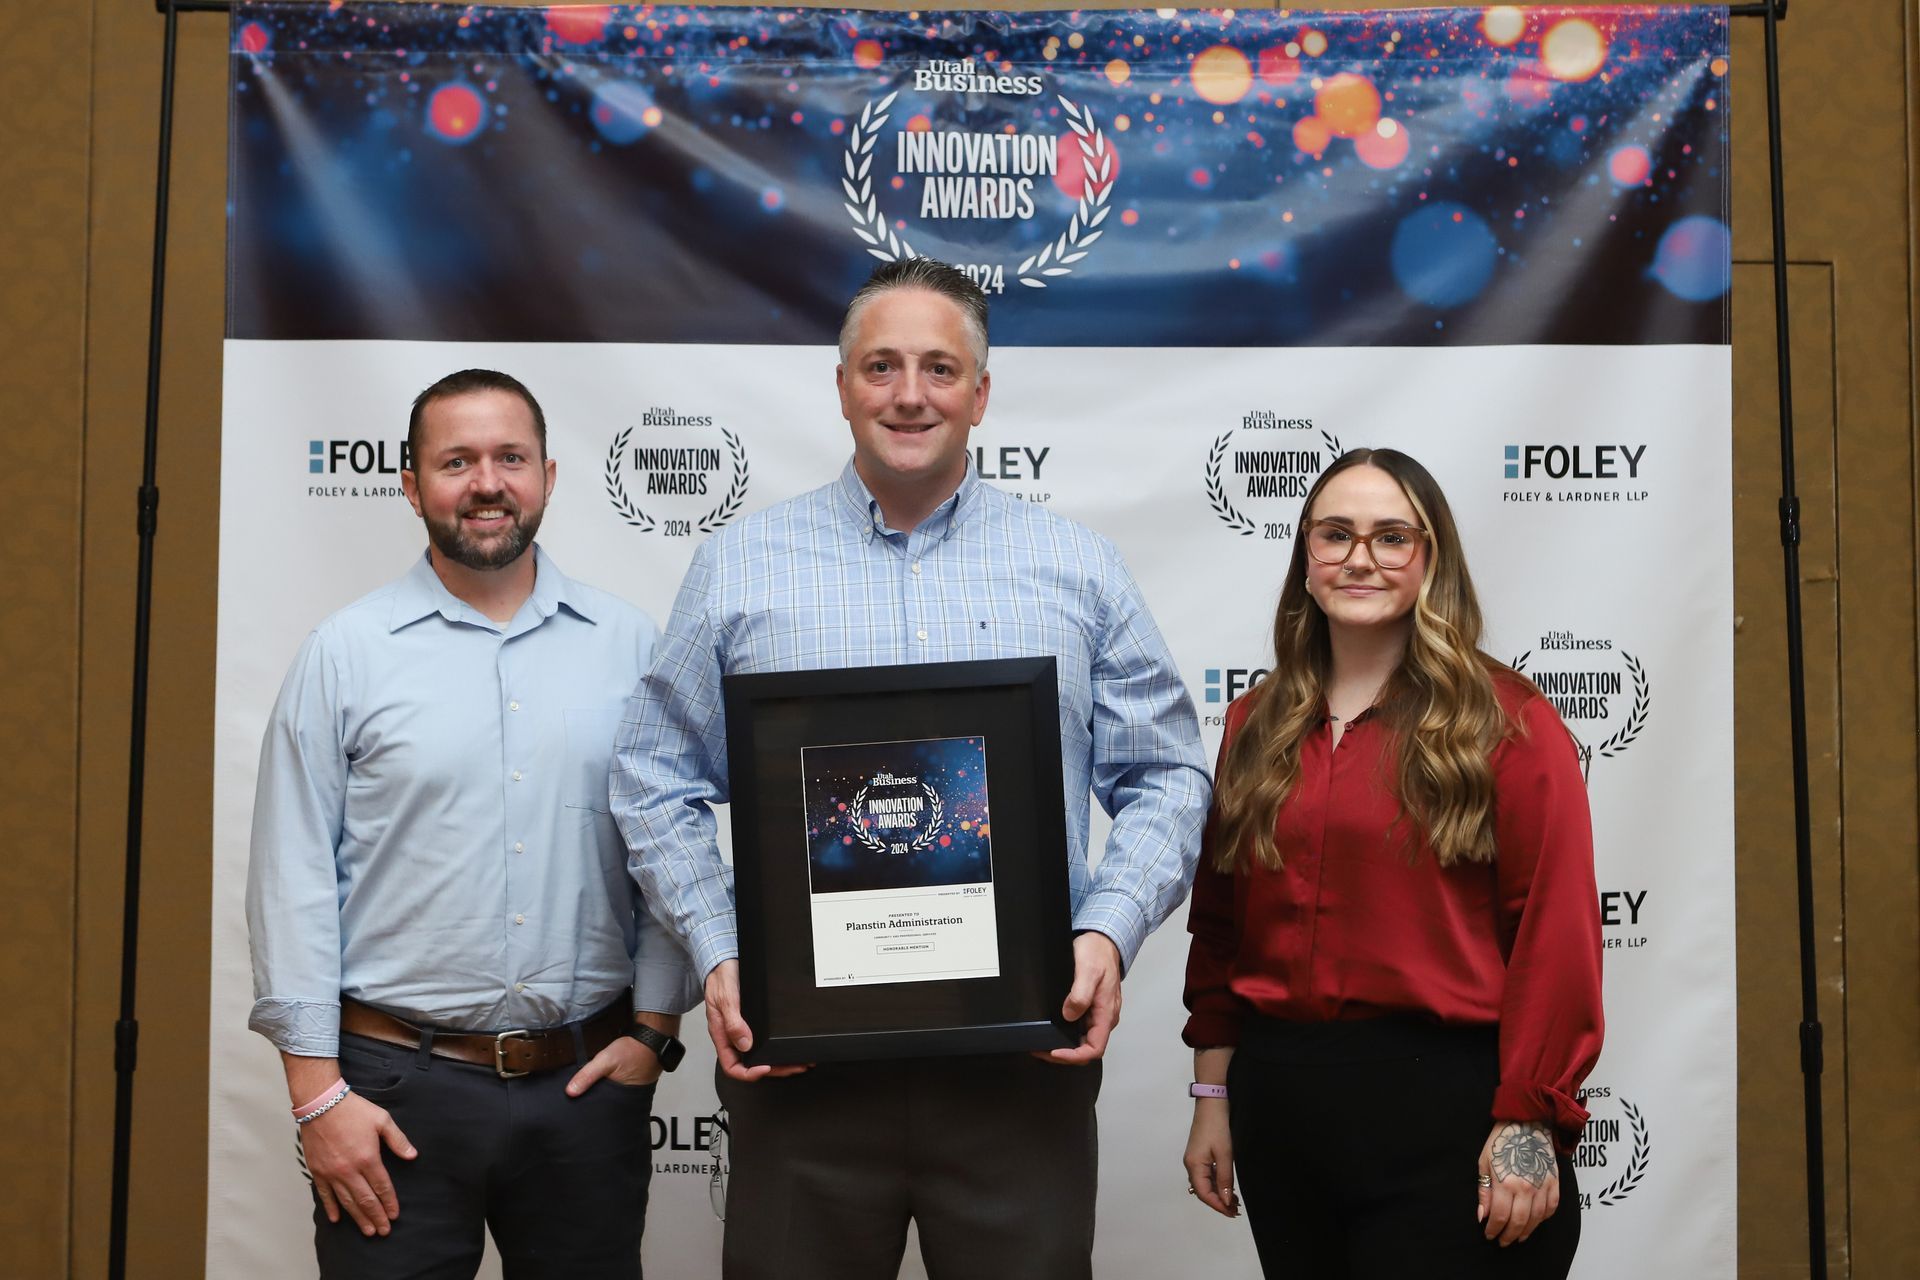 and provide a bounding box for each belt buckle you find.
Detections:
[494,1029,533,1079]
